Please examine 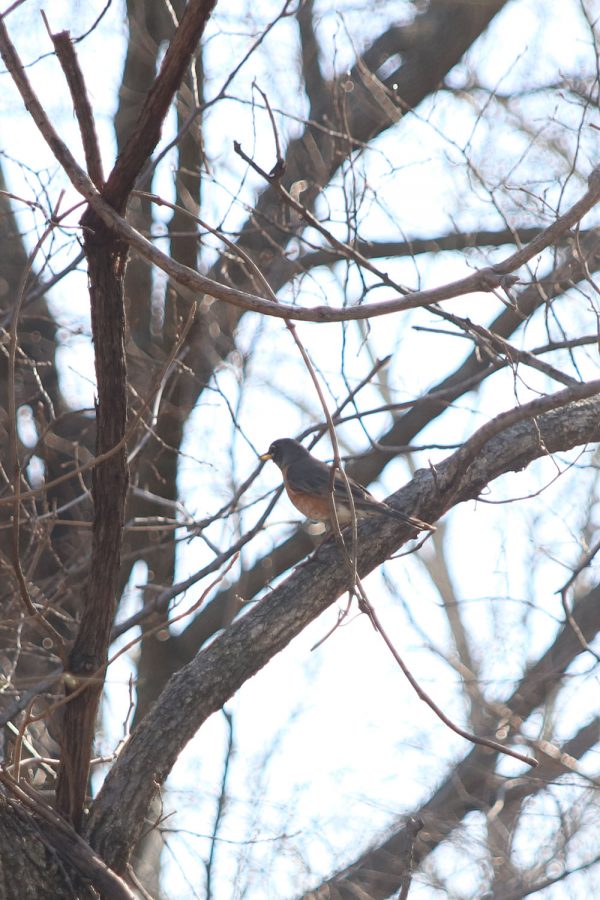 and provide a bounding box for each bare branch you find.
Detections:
[87,393,600,871]
[45,24,104,188]
[2,15,600,326]
[102,0,217,211]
